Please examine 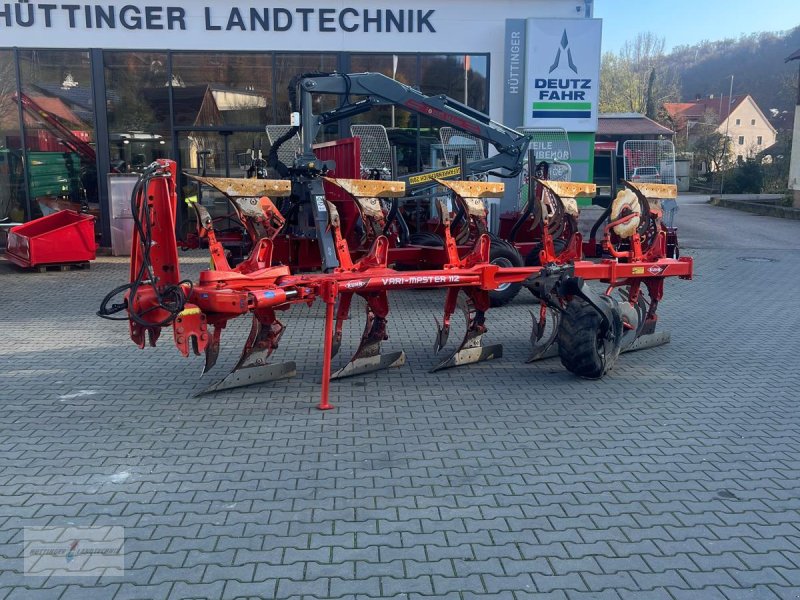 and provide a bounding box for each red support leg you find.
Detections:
[318,284,337,411]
